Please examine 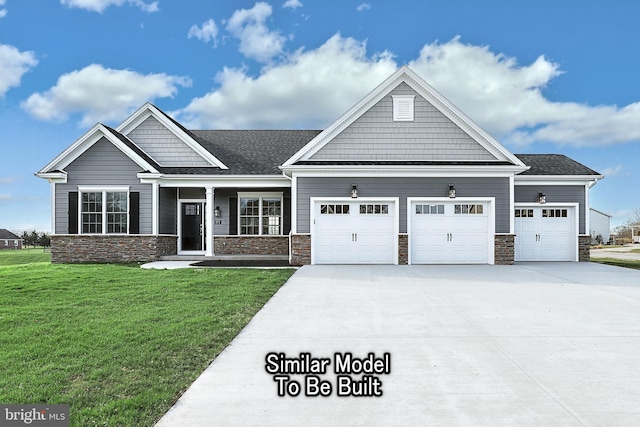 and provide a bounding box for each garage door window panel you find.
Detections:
[360,204,389,214]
